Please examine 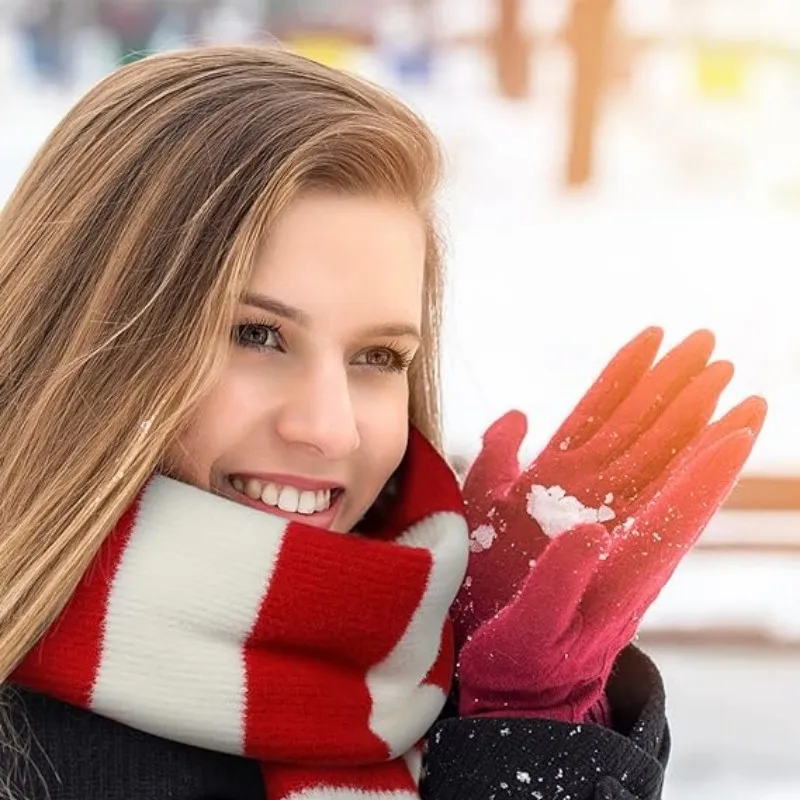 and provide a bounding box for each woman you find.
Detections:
[0,45,764,799]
